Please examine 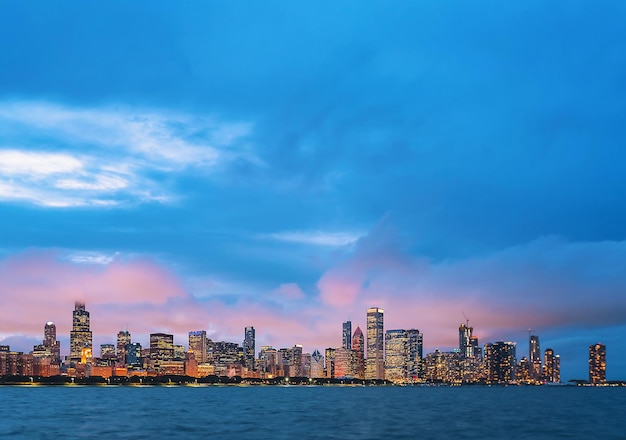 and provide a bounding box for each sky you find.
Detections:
[1,1,625,381]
